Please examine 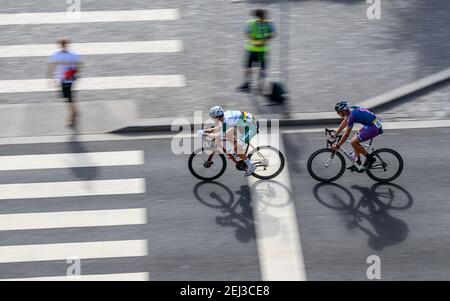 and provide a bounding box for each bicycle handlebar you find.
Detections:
[325,128,342,148]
